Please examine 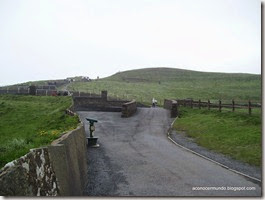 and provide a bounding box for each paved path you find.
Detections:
[78,108,261,197]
